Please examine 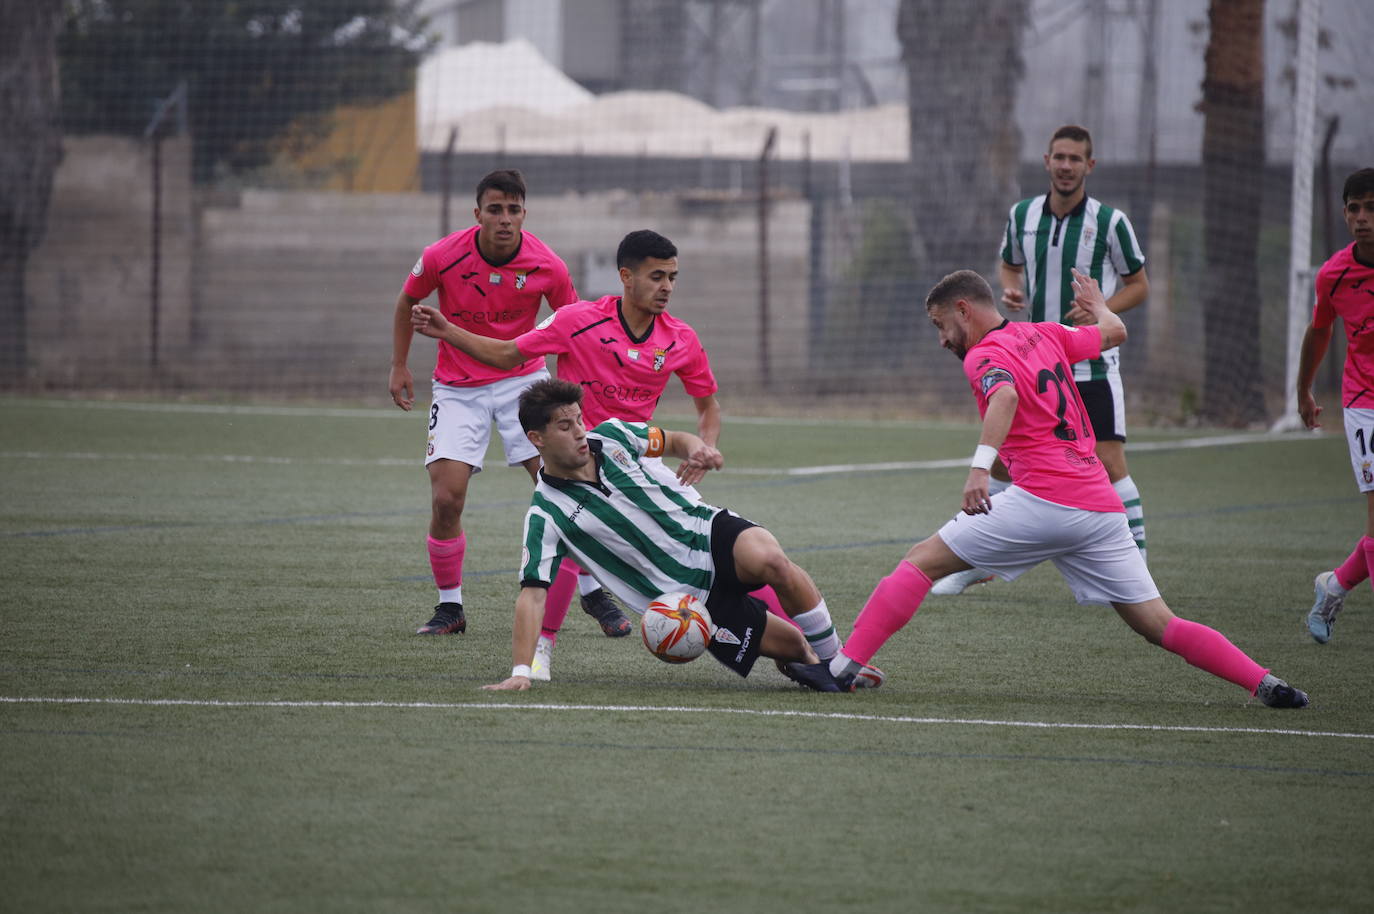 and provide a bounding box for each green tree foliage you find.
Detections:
[59,0,433,182]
